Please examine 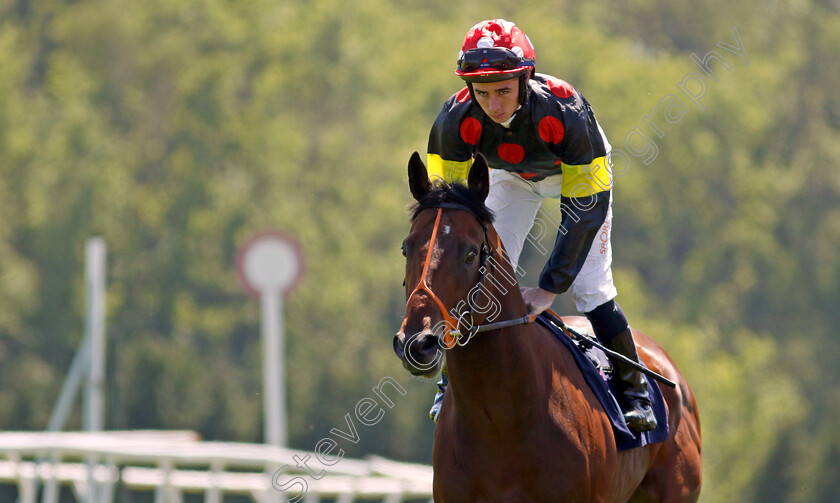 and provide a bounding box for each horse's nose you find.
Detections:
[410,331,440,358]
[393,332,406,360]
[395,329,443,377]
